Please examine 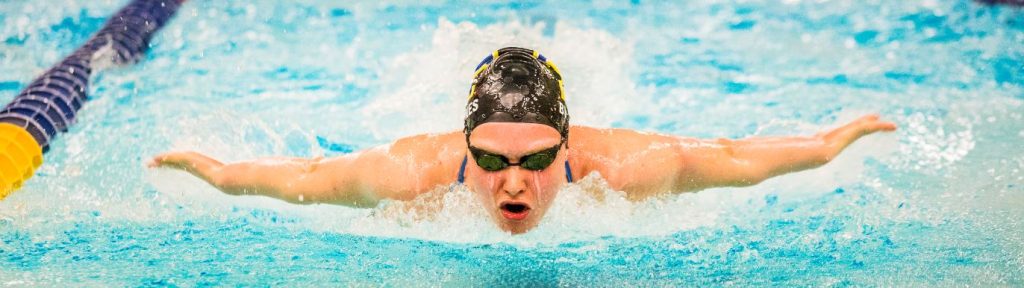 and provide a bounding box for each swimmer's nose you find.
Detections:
[501,168,528,197]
